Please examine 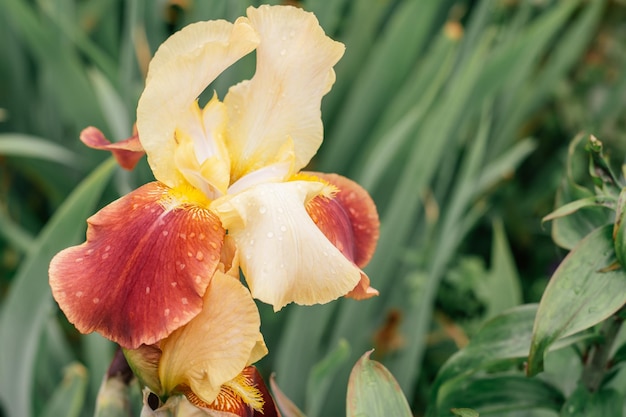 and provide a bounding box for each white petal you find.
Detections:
[224,5,345,182]
[211,181,361,311]
[137,19,259,189]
